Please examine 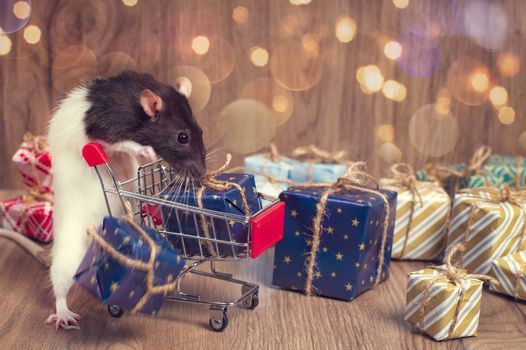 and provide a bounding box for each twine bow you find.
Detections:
[418,243,499,338]
[296,162,391,296]
[383,163,426,259]
[87,202,181,313]
[196,154,251,256]
[424,146,492,190]
[23,132,49,155]
[291,144,348,164]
